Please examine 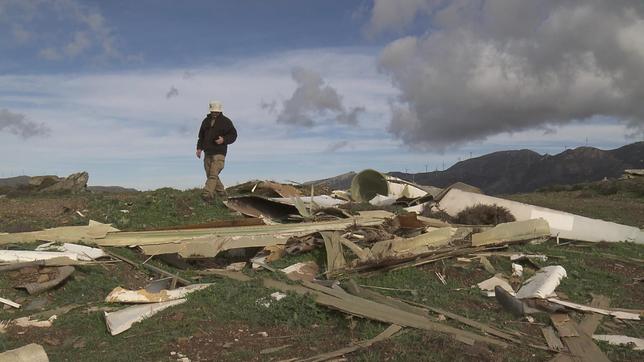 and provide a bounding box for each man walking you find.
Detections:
[196,100,237,201]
